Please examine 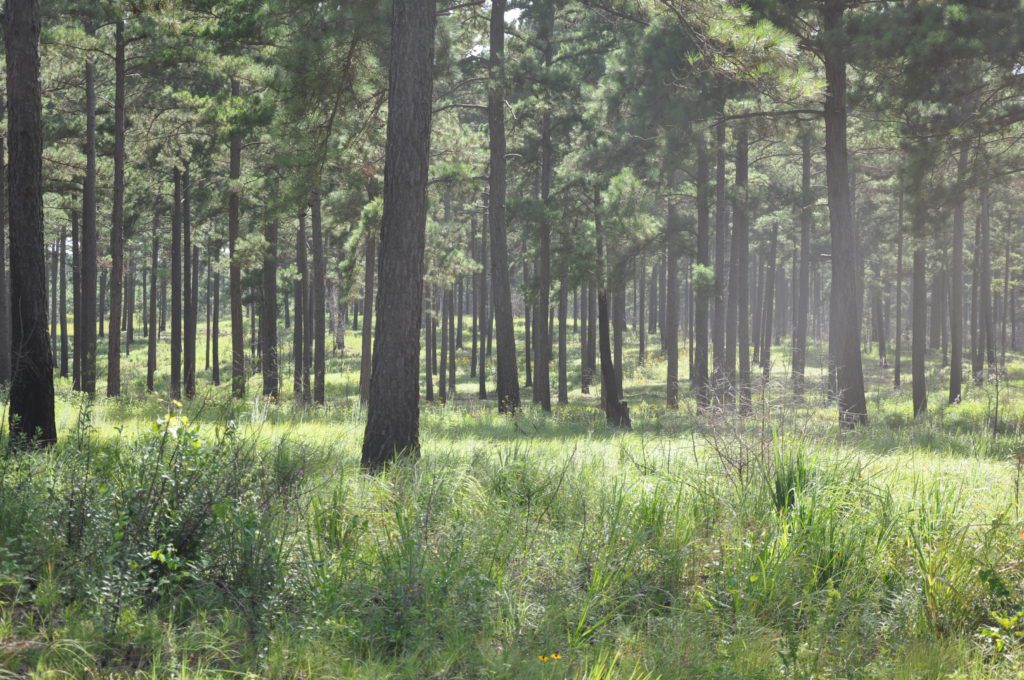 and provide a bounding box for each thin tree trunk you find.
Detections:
[81,29,98,395]
[170,168,182,400]
[694,140,711,407]
[59,222,68,378]
[107,19,125,396]
[665,208,681,409]
[311,191,326,404]
[262,216,278,397]
[147,218,158,392]
[895,194,904,388]
[183,169,196,399]
[912,246,927,417]
[228,78,245,398]
[359,229,376,403]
